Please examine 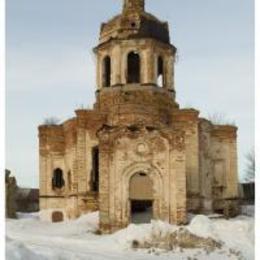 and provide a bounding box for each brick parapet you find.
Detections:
[38,125,65,156]
[211,125,237,140]
[173,108,200,123]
